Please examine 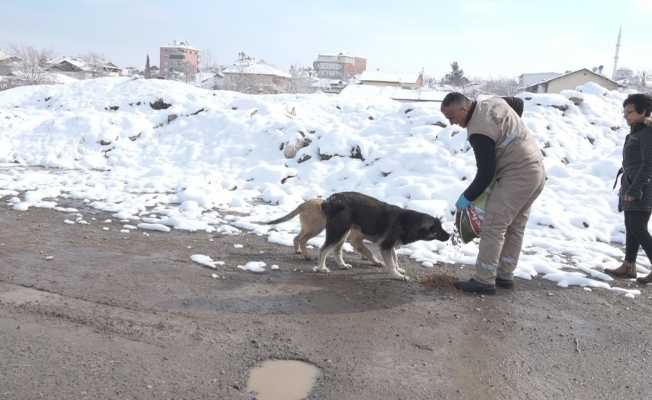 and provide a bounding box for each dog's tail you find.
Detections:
[258,201,309,225]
